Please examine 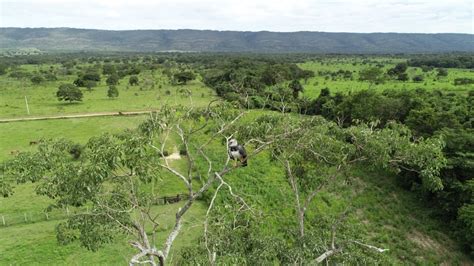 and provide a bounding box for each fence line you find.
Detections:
[0,193,188,228]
